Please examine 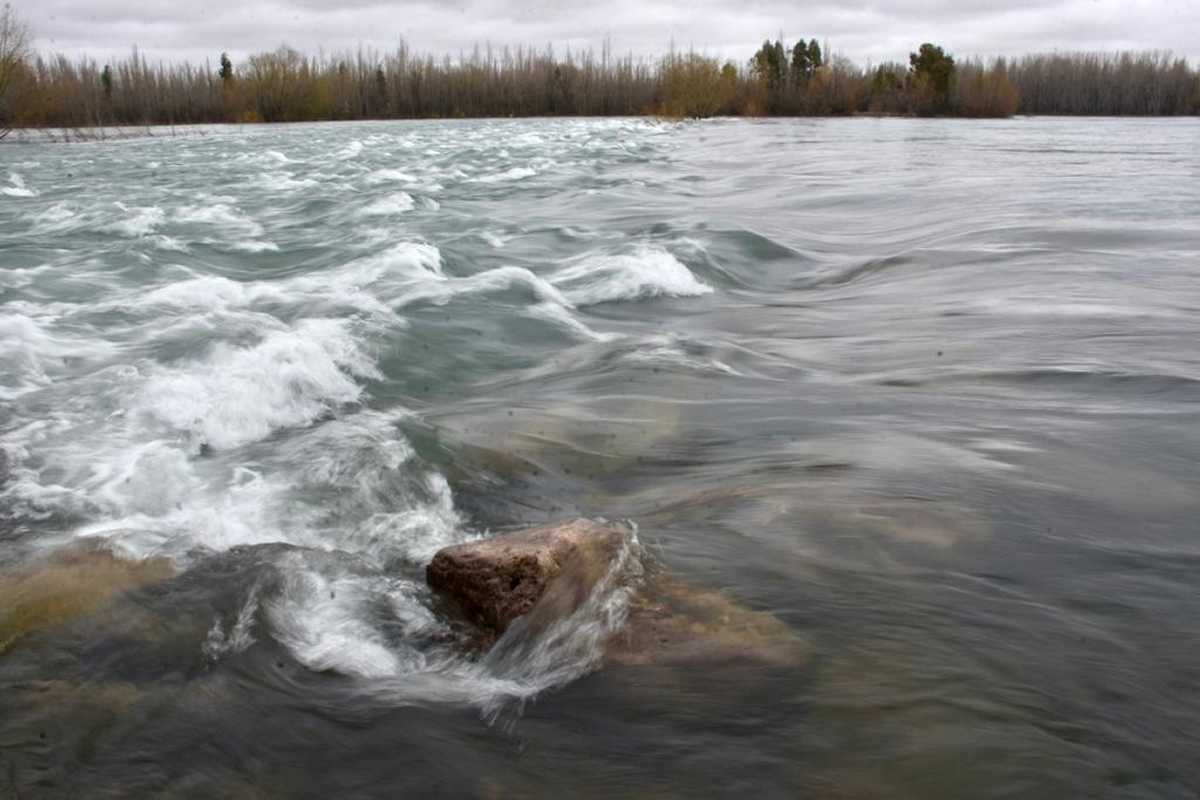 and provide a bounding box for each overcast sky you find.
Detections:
[17,0,1200,67]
